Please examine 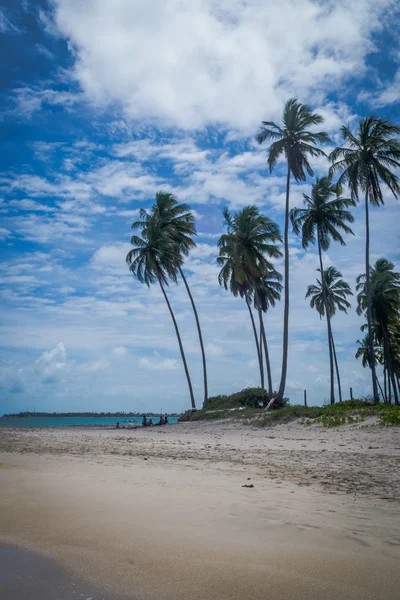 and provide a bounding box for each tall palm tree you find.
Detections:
[357,259,400,405]
[254,272,283,396]
[133,192,209,408]
[290,177,355,403]
[257,98,329,402]
[305,266,353,403]
[126,214,196,410]
[217,207,282,391]
[330,117,400,402]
